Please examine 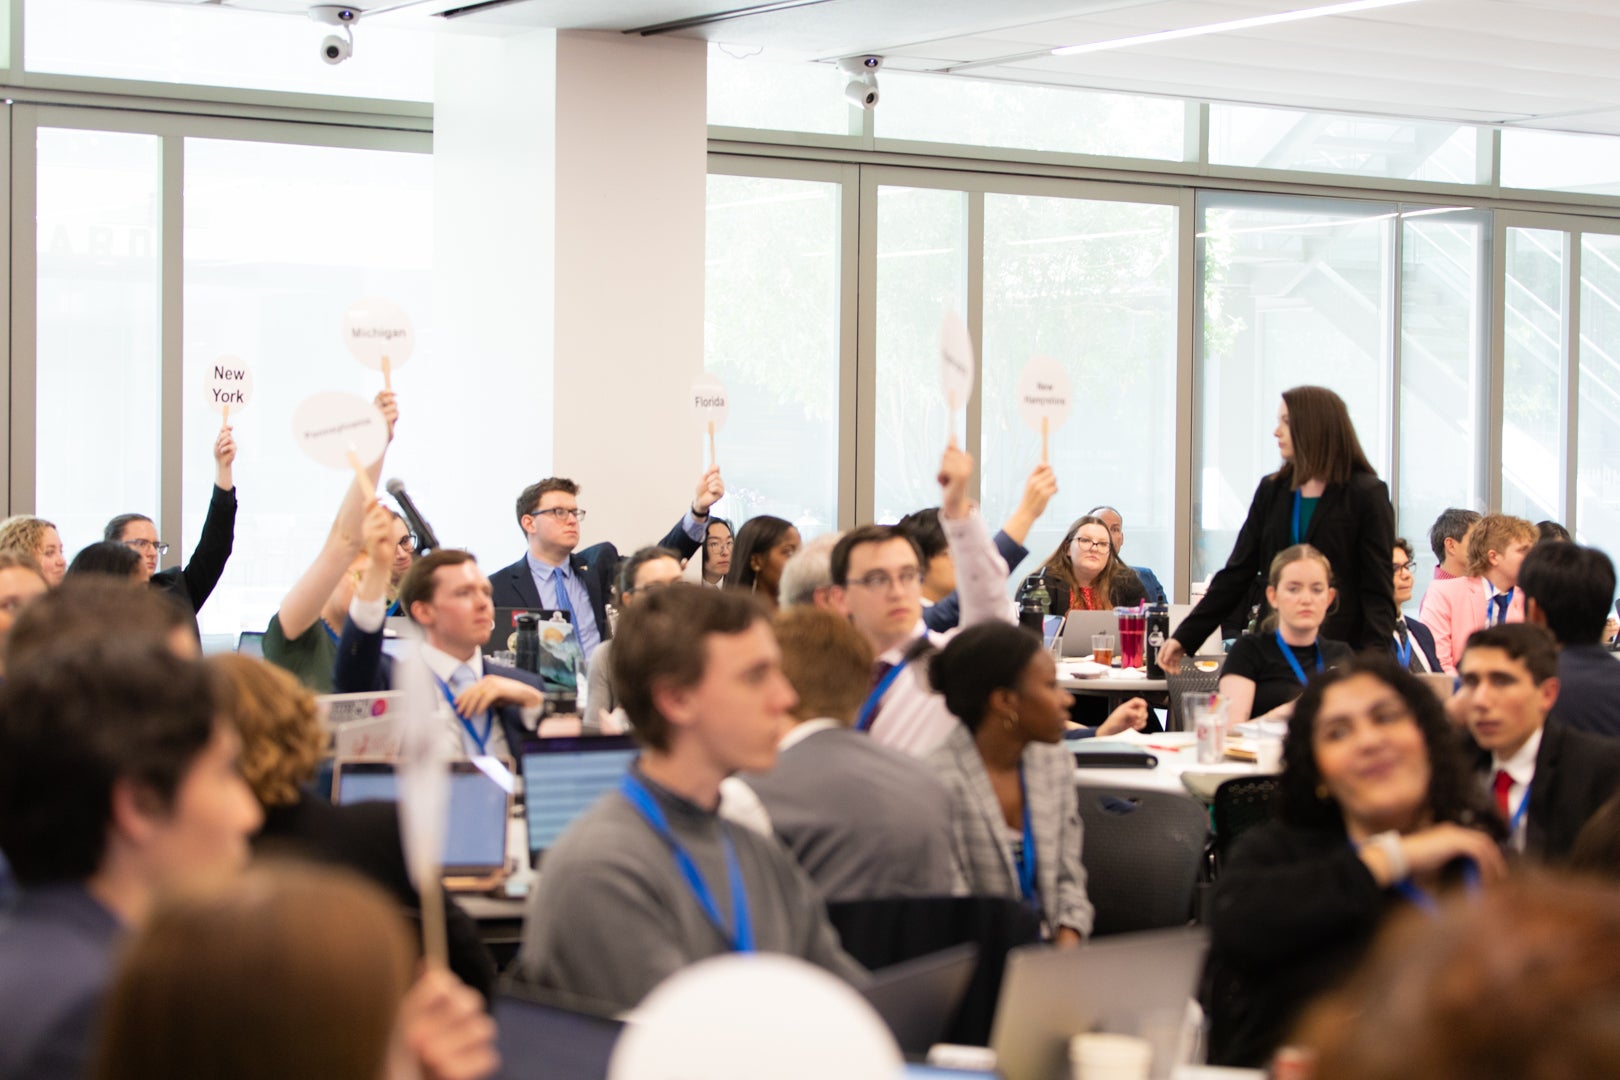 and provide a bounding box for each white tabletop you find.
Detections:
[1071,730,1272,798]
[1057,657,1167,695]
